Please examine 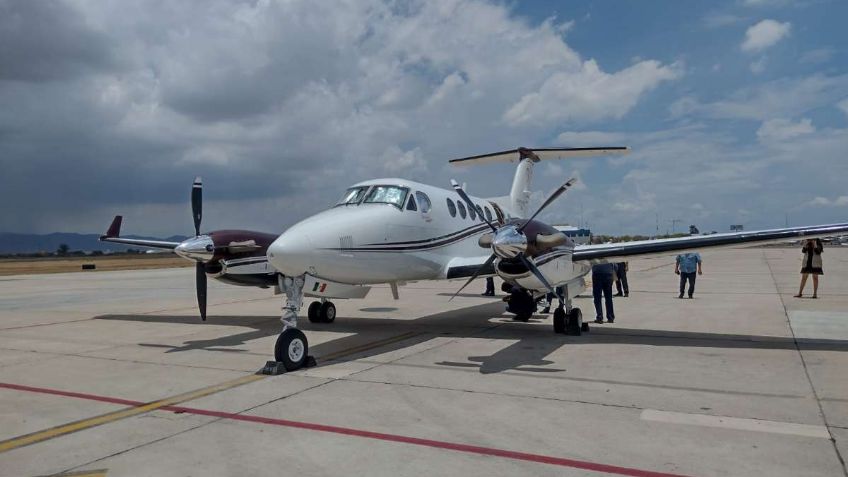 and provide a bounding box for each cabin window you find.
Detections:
[363,185,409,209]
[457,201,467,219]
[484,206,492,222]
[468,202,477,220]
[415,191,431,213]
[336,186,369,206]
[446,198,457,217]
[406,195,417,211]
